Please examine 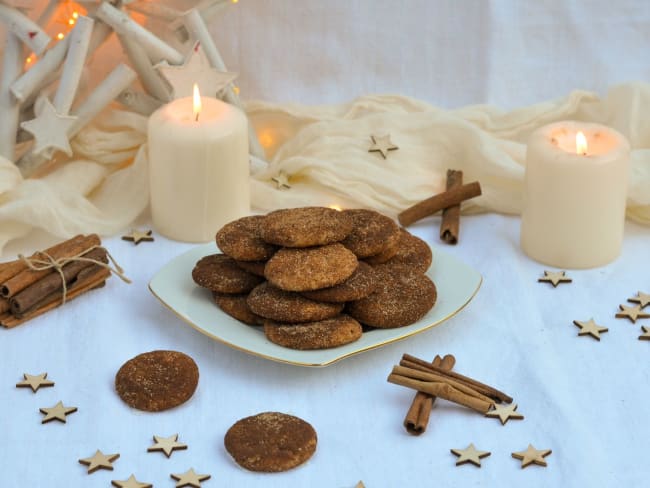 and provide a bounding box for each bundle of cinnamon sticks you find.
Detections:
[388,353,513,435]
[0,234,113,328]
